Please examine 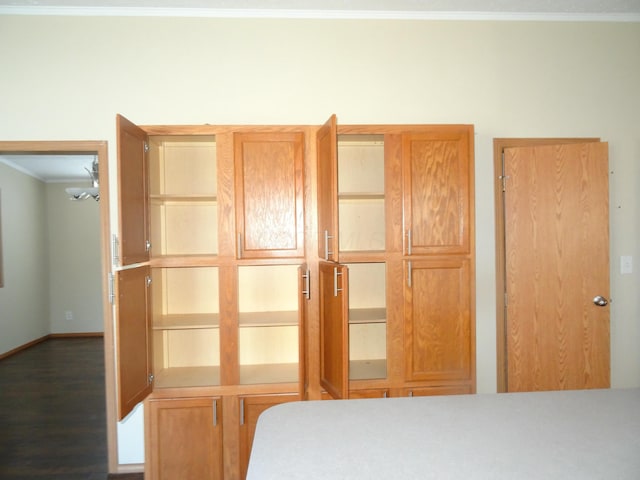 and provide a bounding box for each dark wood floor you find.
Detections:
[0,337,143,480]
